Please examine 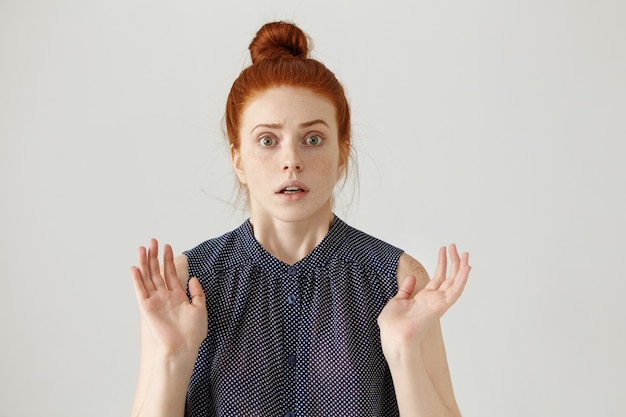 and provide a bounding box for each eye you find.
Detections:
[259,136,276,147]
[305,135,323,146]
